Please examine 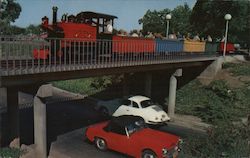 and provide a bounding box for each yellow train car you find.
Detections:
[183,40,206,53]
